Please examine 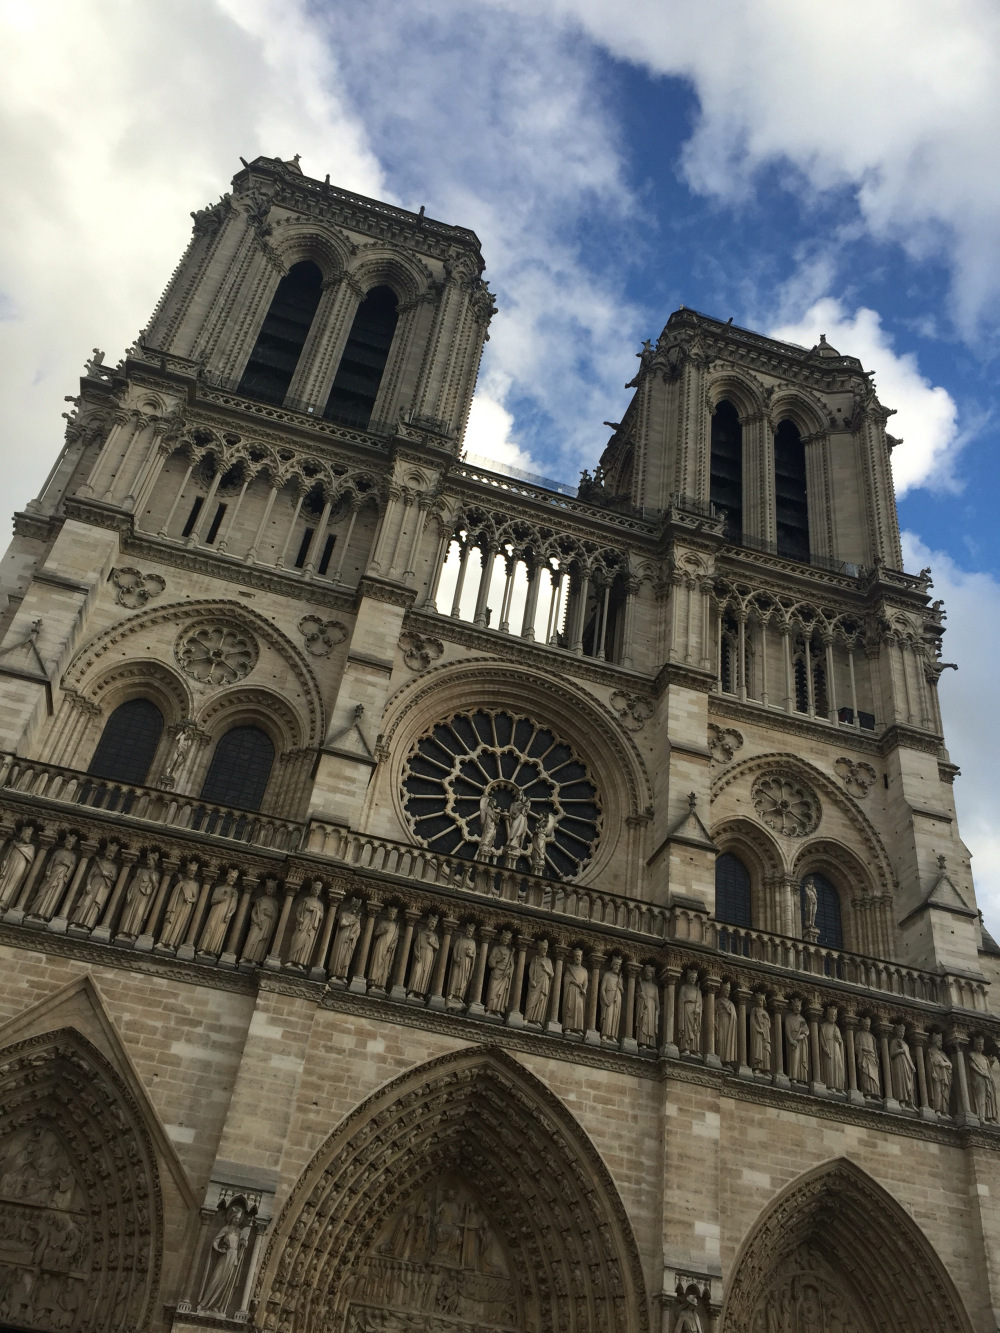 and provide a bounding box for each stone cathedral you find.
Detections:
[0,153,998,1333]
